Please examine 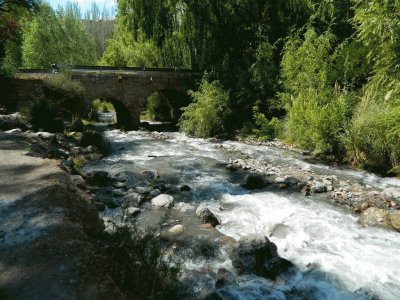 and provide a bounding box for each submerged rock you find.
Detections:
[151,194,174,208]
[179,185,192,192]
